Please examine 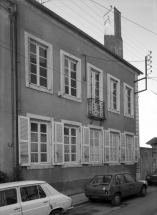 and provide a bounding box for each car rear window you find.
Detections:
[90,175,112,185]
[0,189,17,207]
